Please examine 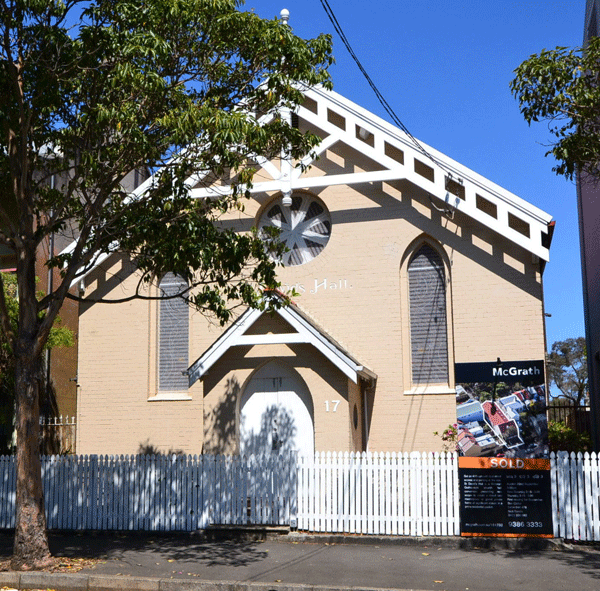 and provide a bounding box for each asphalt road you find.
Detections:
[1,532,600,591]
